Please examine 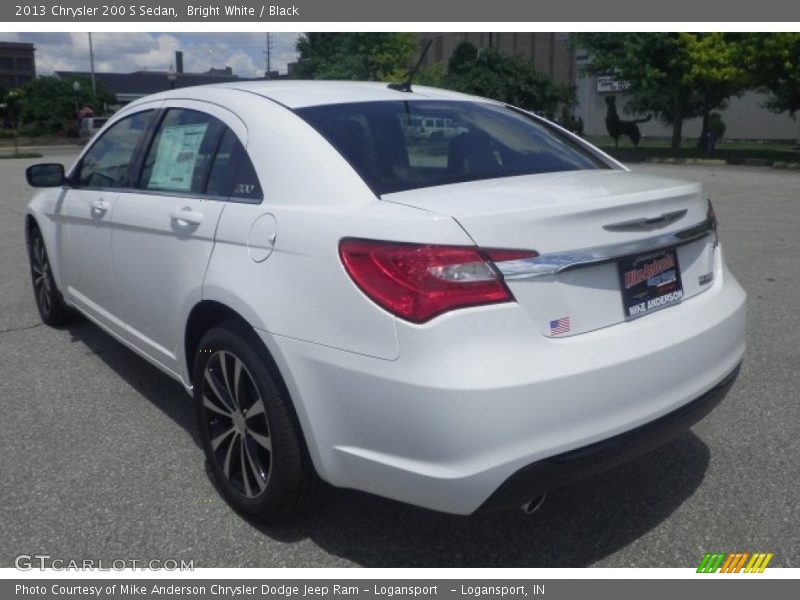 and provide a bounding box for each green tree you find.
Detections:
[447,41,481,77]
[443,42,575,117]
[15,75,114,136]
[17,76,76,134]
[61,75,116,115]
[573,33,748,150]
[384,62,447,88]
[677,33,748,149]
[295,33,418,81]
[745,33,800,116]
